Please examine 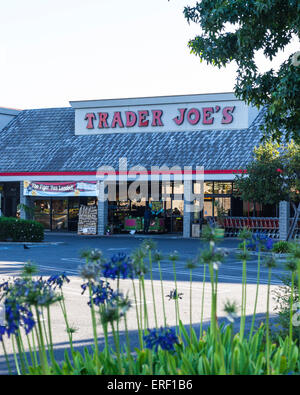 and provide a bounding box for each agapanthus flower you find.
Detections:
[185,258,198,270]
[169,251,179,262]
[47,272,70,290]
[0,325,6,341]
[224,300,239,323]
[246,233,274,252]
[81,280,113,307]
[143,327,179,352]
[153,250,163,263]
[99,293,132,324]
[101,253,134,280]
[141,239,157,251]
[4,300,35,336]
[80,249,104,263]
[131,248,148,276]
[79,262,102,281]
[264,255,277,269]
[166,289,183,301]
